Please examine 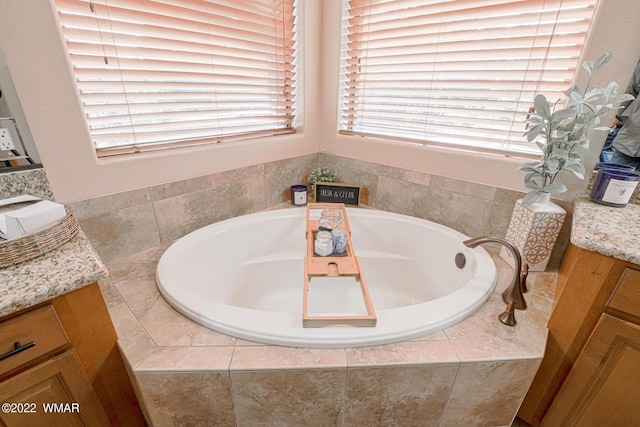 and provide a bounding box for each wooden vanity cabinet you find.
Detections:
[0,349,110,426]
[0,282,146,426]
[519,244,640,425]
